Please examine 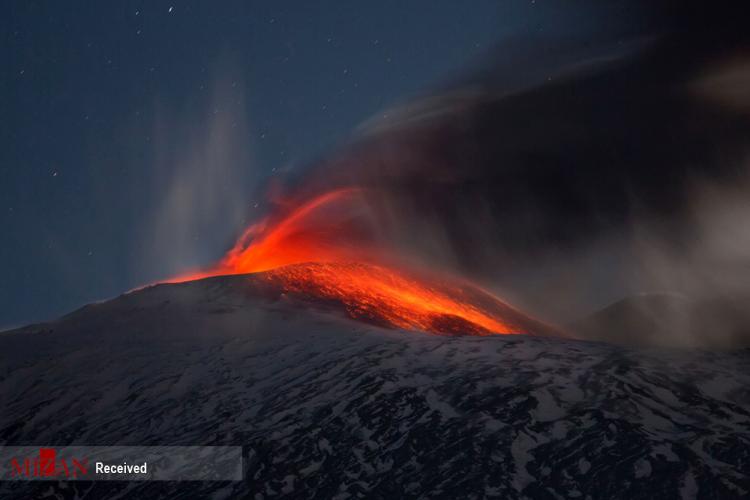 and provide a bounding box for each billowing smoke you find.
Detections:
[241,0,750,348]
[148,1,750,348]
